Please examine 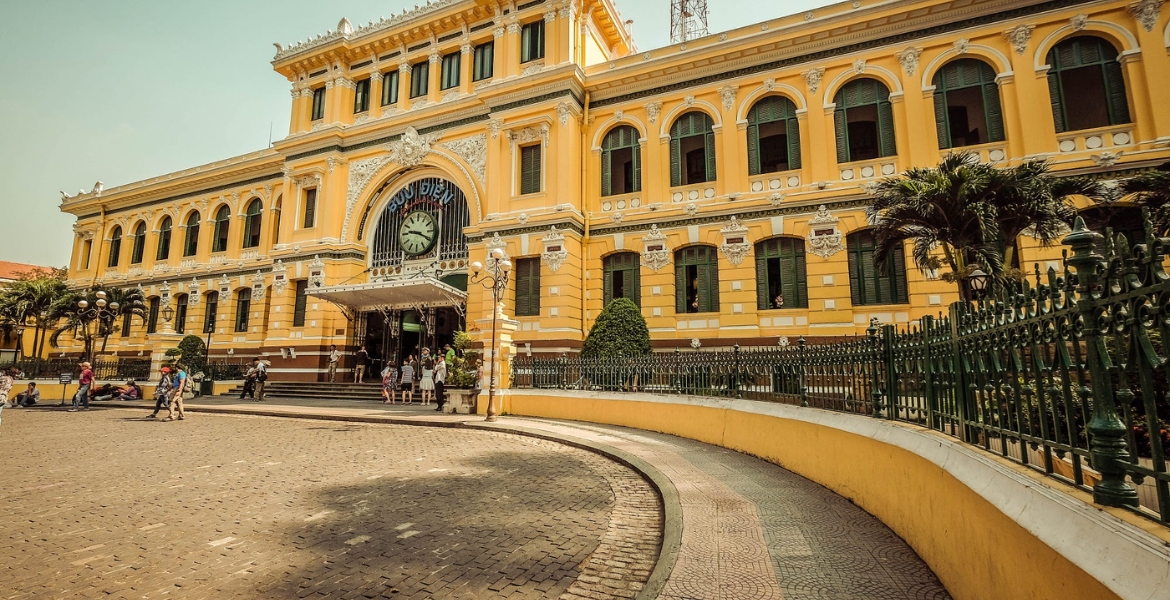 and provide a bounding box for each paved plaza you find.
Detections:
[0,401,950,599]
